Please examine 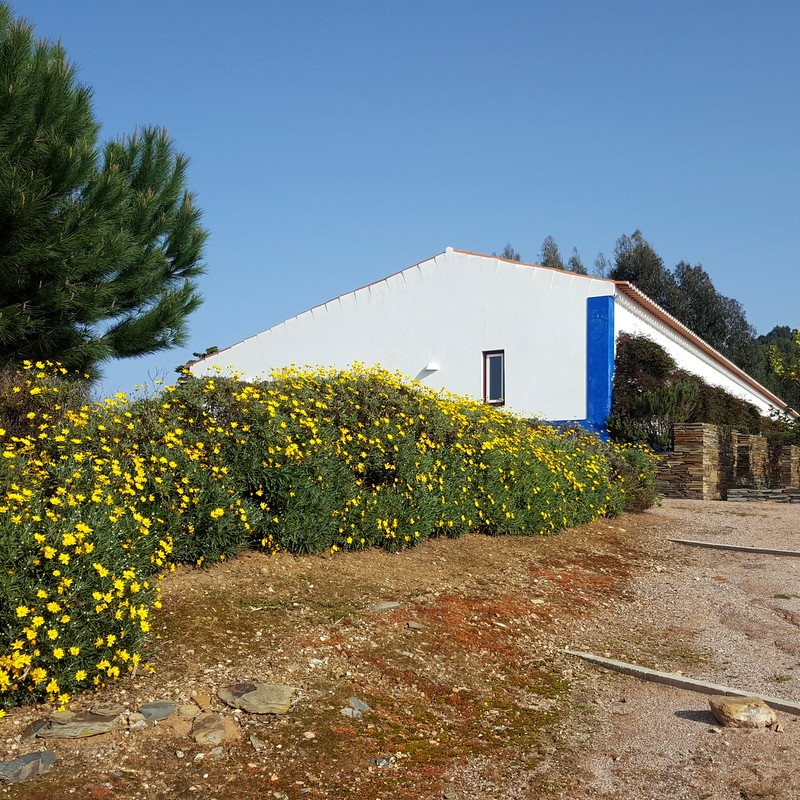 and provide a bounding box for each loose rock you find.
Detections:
[37,715,117,739]
[0,751,56,784]
[192,693,213,711]
[708,696,778,729]
[249,734,267,752]
[139,701,177,721]
[127,713,147,731]
[90,702,126,718]
[218,683,296,714]
[192,713,227,746]
[178,704,201,720]
[192,712,240,746]
[368,601,400,613]
[346,697,372,713]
